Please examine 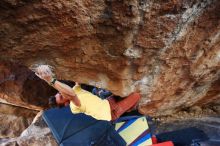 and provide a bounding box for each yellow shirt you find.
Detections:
[70,84,111,121]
